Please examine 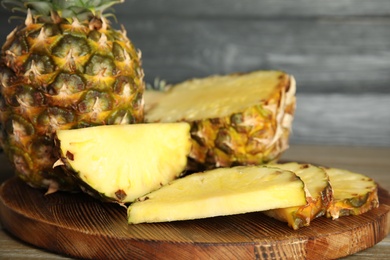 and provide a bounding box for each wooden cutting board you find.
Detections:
[0,177,389,260]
